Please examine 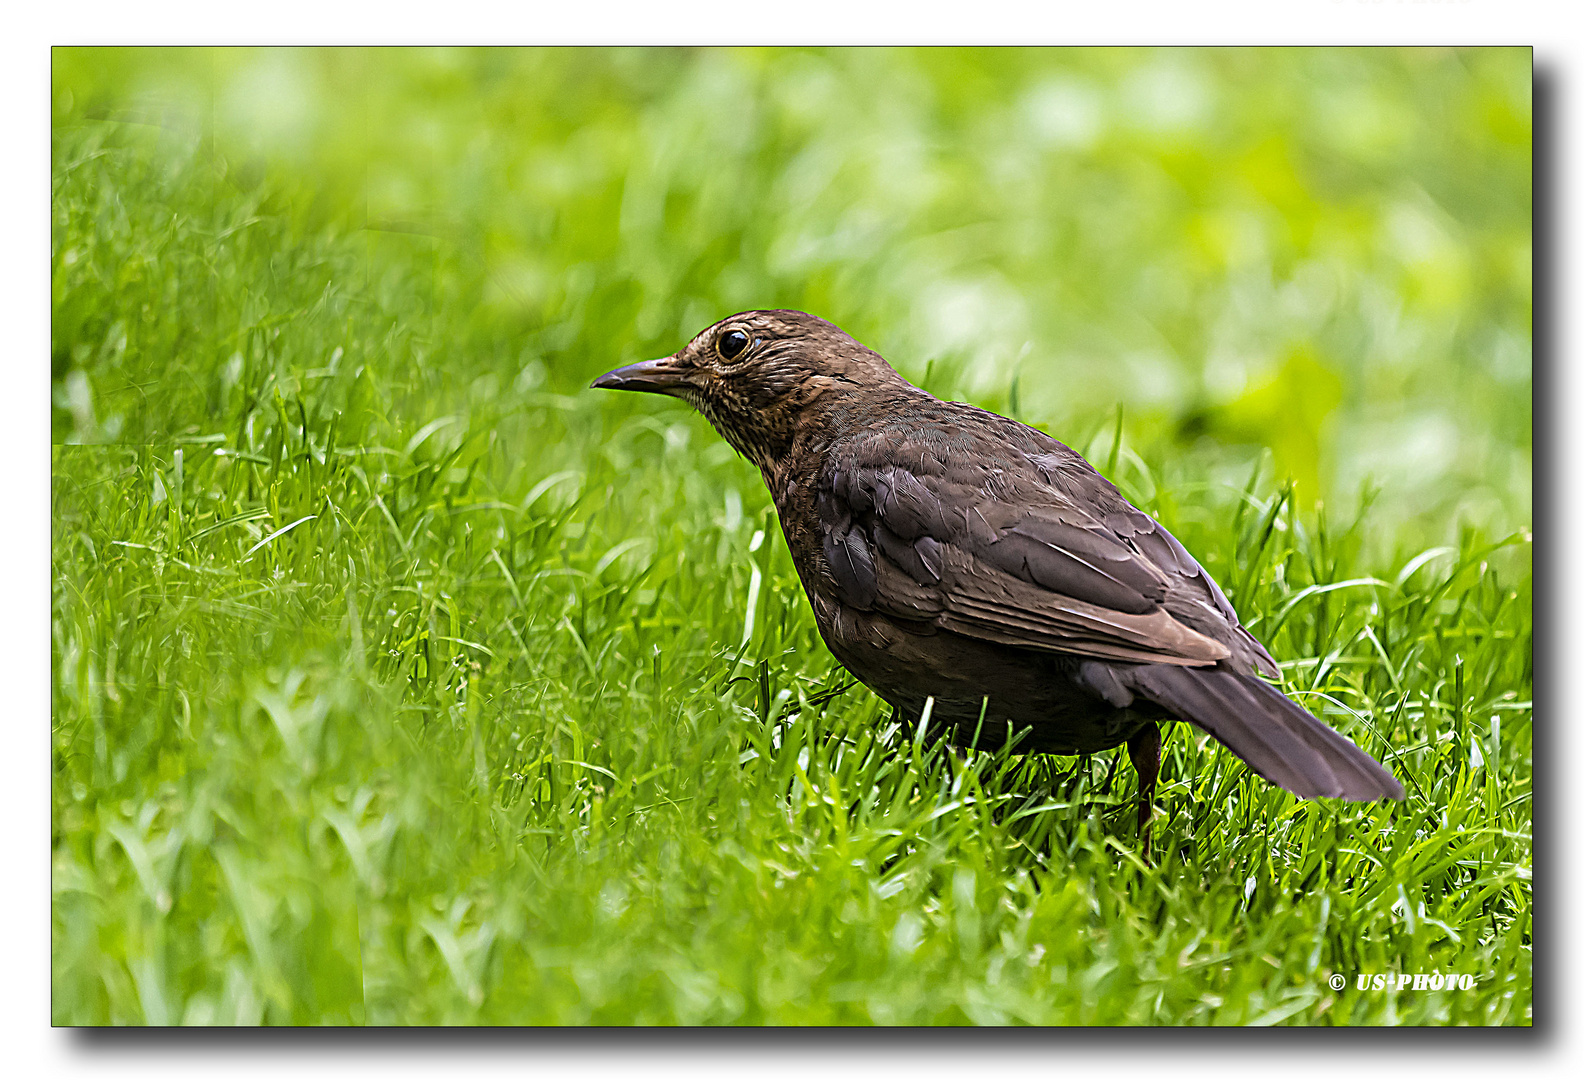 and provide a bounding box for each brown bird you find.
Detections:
[593,310,1403,858]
